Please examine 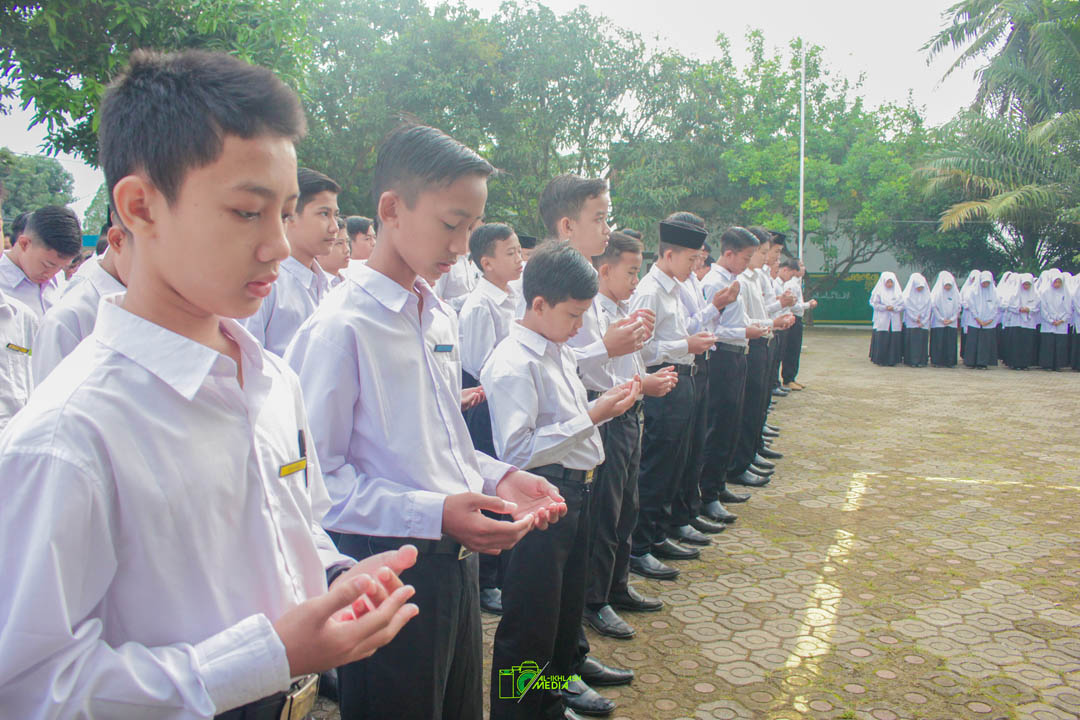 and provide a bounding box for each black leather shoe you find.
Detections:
[753,454,775,469]
[610,585,664,612]
[717,489,750,504]
[653,538,701,560]
[580,656,634,687]
[583,605,636,639]
[702,500,738,523]
[749,464,774,477]
[691,515,726,534]
[728,470,770,487]
[764,423,780,433]
[758,446,784,460]
[670,524,711,546]
[761,428,779,439]
[562,679,615,717]
[479,587,503,615]
[629,553,680,580]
